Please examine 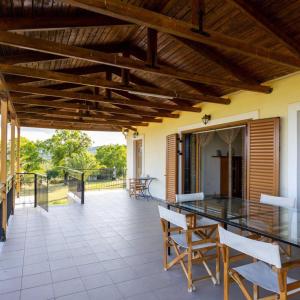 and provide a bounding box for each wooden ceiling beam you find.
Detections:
[60,0,300,69]
[20,120,121,131]
[14,106,163,123]
[7,83,201,112]
[17,113,148,127]
[127,45,220,98]
[174,37,259,84]
[0,63,226,104]
[0,31,270,93]
[0,15,132,31]
[227,0,300,58]
[146,28,158,67]
[11,97,179,118]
